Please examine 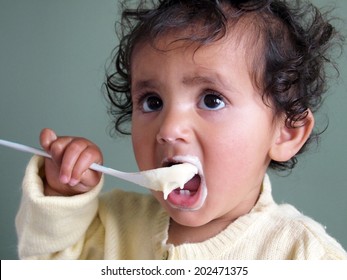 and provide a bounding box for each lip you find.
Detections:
[161,155,202,172]
[162,155,207,211]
